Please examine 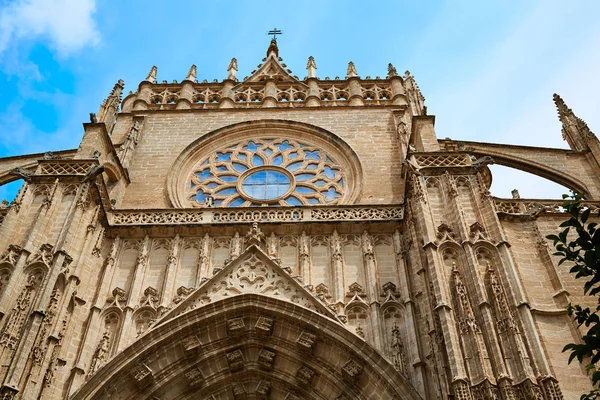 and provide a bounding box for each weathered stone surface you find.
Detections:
[0,39,595,400]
